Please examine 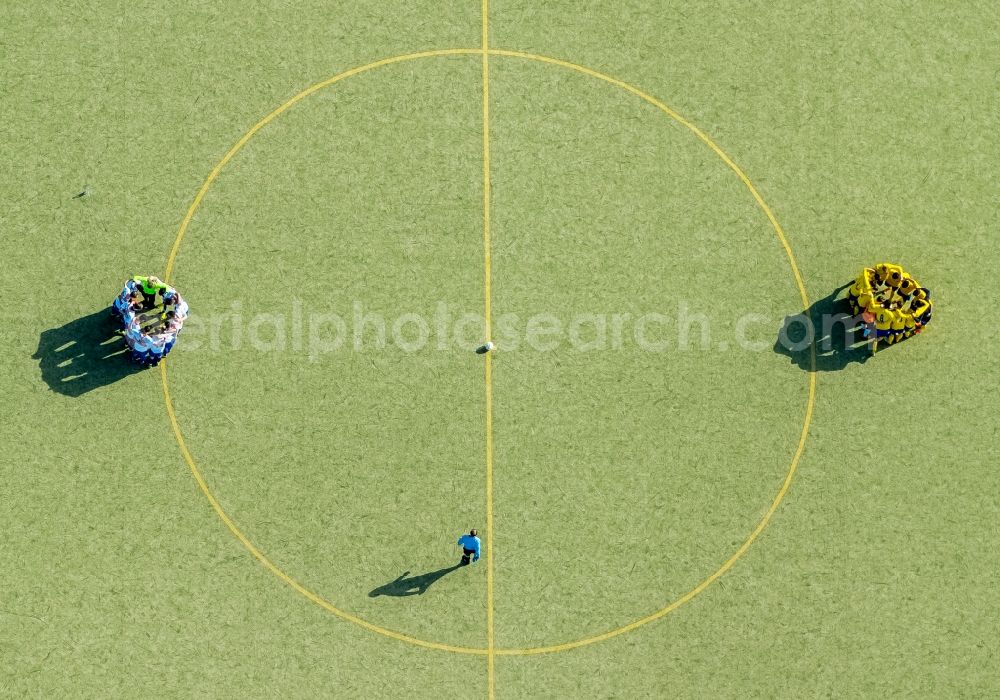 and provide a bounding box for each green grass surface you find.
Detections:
[3,1,999,697]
